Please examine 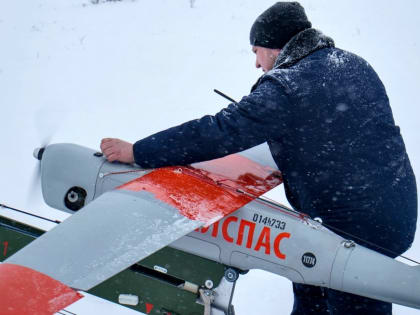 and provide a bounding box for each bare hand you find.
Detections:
[100,138,134,163]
